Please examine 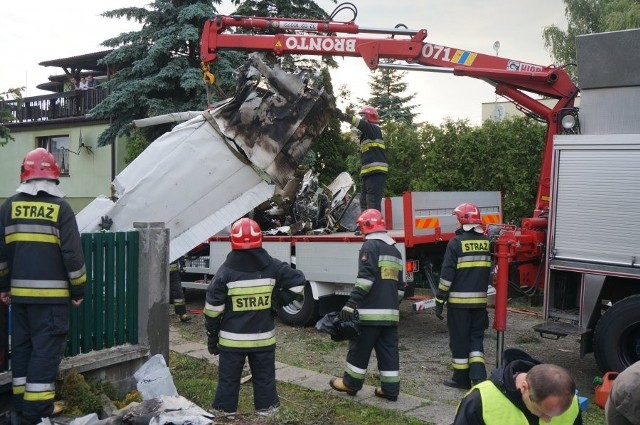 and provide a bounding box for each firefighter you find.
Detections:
[204,218,306,414]
[334,106,387,212]
[435,202,492,389]
[169,259,191,322]
[0,148,86,423]
[453,349,582,424]
[329,209,404,401]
